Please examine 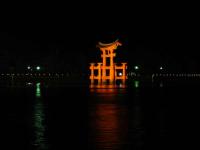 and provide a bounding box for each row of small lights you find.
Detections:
[0,73,68,76]
[153,74,200,77]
